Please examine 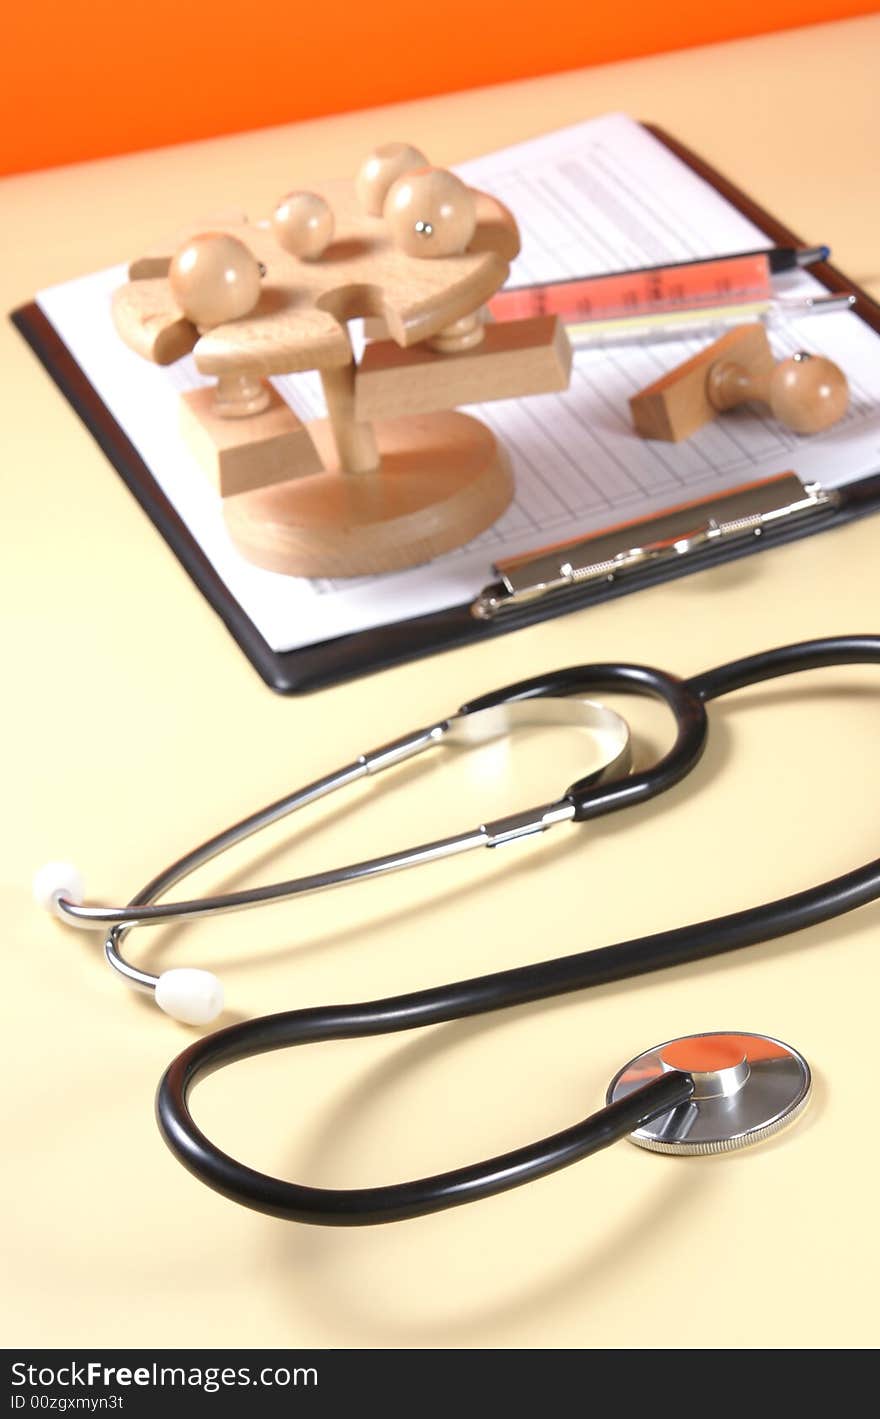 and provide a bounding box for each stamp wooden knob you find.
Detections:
[708,347,849,434]
[169,233,262,327]
[272,191,335,260]
[383,168,477,258]
[767,353,850,434]
[355,142,428,217]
